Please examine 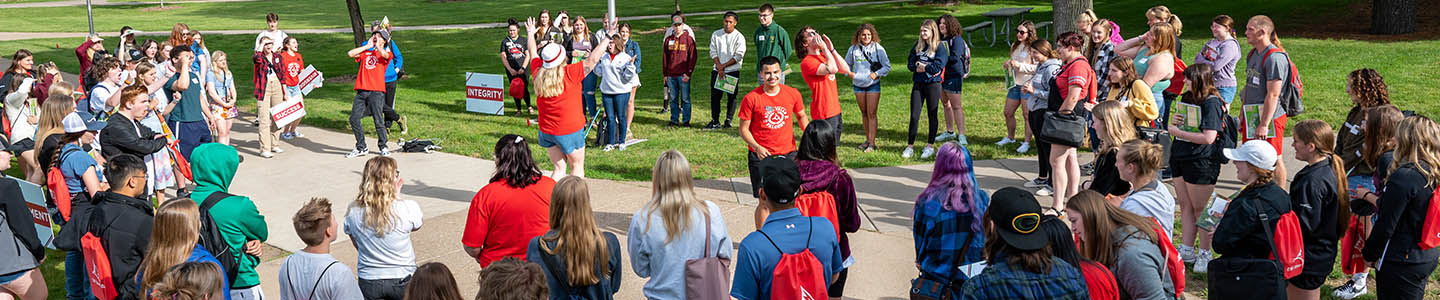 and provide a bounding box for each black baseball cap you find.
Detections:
[757,156,800,205]
[988,187,1047,251]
